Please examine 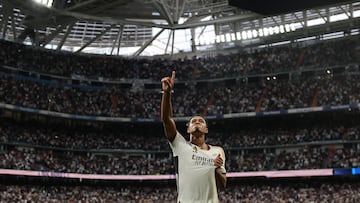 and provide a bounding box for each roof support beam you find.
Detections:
[111,25,123,55]
[65,0,102,11]
[153,1,174,26]
[338,5,351,18]
[175,0,186,23]
[197,25,207,39]
[76,24,116,53]
[41,24,66,47]
[165,29,172,54]
[80,0,131,15]
[174,0,179,23]
[171,28,175,56]
[133,28,164,56]
[57,22,75,51]
[116,25,124,56]
[315,9,328,22]
[174,13,255,29]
